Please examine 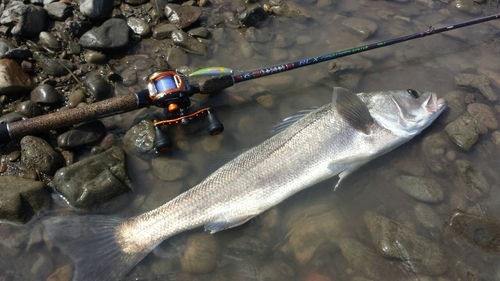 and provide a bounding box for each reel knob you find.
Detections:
[153,125,172,152]
[206,110,224,135]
